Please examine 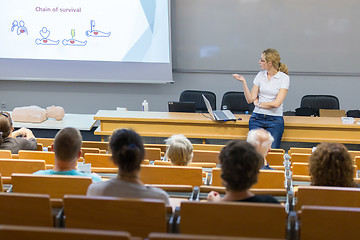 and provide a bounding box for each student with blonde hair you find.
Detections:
[164,134,193,166]
[233,48,290,149]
